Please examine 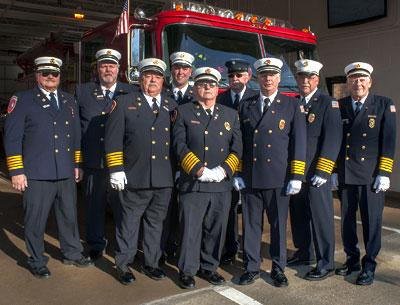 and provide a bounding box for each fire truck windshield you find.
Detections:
[163,24,317,93]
